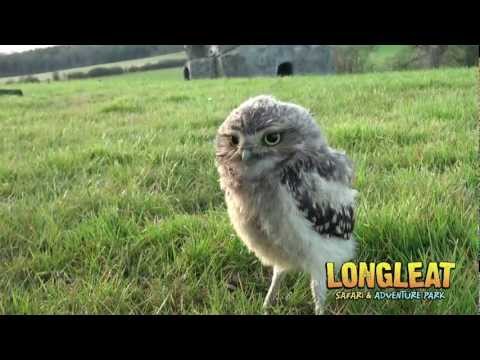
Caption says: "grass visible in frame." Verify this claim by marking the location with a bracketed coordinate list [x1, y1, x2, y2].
[0, 66, 478, 314]
[0, 52, 186, 83]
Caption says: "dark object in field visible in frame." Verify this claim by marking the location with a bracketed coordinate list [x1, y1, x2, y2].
[67, 66, 124, 80]
[127, 59, 186, 73]
[88, 67, 124, 78]
[18, 76, 40, 83]
[0, 89, 23, 96]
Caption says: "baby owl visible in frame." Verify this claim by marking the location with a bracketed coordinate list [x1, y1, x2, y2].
[215, 95, 358, 315]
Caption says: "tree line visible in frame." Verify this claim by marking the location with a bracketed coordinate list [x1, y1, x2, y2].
[333, 45, 478, 74]
[0, 45, 184, 78]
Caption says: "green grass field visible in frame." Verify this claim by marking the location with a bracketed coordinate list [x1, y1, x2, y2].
[0, 67, 478, 314]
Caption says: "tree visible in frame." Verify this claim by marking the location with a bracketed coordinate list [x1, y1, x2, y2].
[461, 45, 479, 66]
[415, 45, 449, 68]
[333, 45, 376, 73]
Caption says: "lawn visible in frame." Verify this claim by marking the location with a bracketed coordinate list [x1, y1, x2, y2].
[0, 67, 477, 314]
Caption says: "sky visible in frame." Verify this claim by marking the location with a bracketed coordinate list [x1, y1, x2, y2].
[0, 45, 58, 54]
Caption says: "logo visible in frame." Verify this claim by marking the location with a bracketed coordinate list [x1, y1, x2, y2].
[326, 262, 456, 301]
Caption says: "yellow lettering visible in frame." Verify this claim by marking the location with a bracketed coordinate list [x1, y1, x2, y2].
[358, 262, 375, 288]
[439, 262, 455, 288]
[376, 262, 392, 288]
[424, 262, 441, 288]
[408, 262, 424, 288]
[342, 262, 358, 288]
[326, 263, 343, 288]
[394, 262, 408, 288]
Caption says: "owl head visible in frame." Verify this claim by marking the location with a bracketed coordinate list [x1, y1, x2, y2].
[216, 95, 328, 187]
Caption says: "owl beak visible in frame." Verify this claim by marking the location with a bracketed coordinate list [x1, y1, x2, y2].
[241, 149, 252, 161]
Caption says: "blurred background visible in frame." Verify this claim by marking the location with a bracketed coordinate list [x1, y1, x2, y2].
[0, 45, 477, 84]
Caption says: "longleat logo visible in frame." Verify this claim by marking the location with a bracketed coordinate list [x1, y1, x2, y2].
[326, 262, 456, 300]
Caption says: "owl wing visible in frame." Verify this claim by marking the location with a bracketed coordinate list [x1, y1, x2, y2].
[328, 147, 355, 187]
[280, 150, 356, 240]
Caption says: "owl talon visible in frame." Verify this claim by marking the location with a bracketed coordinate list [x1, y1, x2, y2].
[315, 305, 324, 315]
[262, 305, 273, 315]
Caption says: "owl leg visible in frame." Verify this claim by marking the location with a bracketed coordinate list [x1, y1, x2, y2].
[310, 273, 327, 315]
[262, 267, 285, 311]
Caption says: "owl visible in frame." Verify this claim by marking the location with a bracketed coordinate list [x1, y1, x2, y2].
[215, 95, 358, 315]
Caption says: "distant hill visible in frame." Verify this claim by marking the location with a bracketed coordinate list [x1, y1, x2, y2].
[0, 45, 184, 78]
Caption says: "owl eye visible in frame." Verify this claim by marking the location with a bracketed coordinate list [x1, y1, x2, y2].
[263, 133, 282, 146]
[230, 135, 239, 146]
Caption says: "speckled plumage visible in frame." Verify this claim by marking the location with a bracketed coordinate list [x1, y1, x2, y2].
[215, 95, 358, 314]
